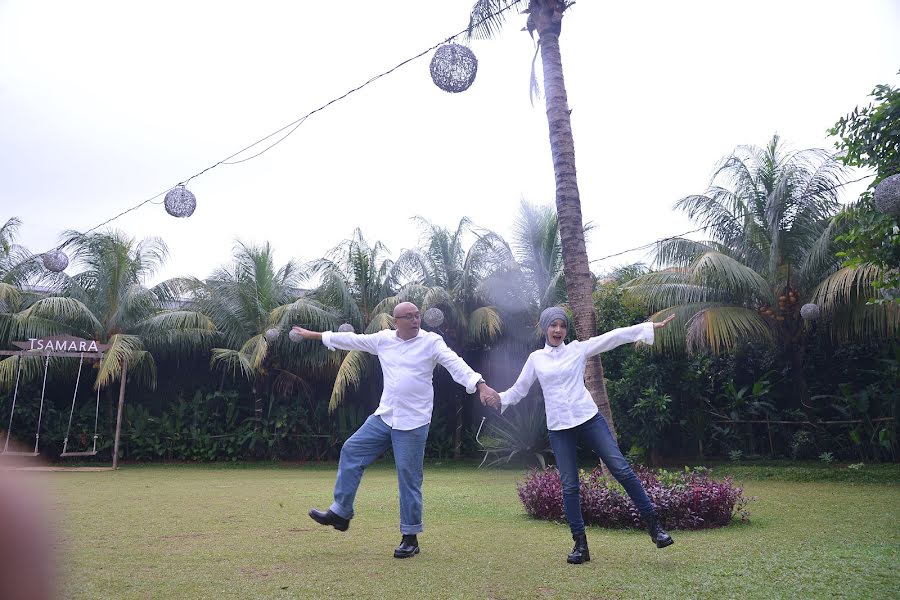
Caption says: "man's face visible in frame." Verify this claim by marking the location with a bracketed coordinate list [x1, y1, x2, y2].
[393, 303, 421, 339]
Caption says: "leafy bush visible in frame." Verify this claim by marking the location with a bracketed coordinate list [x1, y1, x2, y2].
[476, 395, 550, 468]
[791, 430, 817, 459]
[517, 466, 752, 530]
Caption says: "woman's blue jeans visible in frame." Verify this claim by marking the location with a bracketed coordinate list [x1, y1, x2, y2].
[329, 415, 430, 535]
[548, 412, 655, 536]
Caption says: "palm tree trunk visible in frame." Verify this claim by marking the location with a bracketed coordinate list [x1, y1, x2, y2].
[537, 15, 618, 441]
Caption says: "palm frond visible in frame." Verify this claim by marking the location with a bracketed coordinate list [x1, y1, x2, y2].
[0, 354, 50, 391]
[240, 334, 268, 373]
[467, 306, 503, 344]
[685, 306, 772, 354]
[797, 219, 841, 291]
[13, 297, 102, 339]
[624, 271, 728, 311]
[366, 311, 394, 334]
[328, 350, 373, 412]
[137, 310, 218, 358]
[271, 368, 311, 397]
[269, 298, 335, 332]
[126, 349, 158, 390]
[0, 282, 22, 313]
[210, 347, 254, 381]
[811, 264, 880, 313]
[467, 0, 525, 40]
[95, 334, 145, 389]
[691, 252, 774, 305]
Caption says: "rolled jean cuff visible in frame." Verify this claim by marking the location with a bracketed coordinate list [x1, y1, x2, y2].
[400, 522, 423, 535]
[329, 502, 353, 520]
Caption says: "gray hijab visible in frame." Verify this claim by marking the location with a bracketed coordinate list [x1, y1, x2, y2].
[539, 307, 569, 339]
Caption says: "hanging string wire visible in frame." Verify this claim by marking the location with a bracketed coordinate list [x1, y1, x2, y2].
[63, 2, 519, 240]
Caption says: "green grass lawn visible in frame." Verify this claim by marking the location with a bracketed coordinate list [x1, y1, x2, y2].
[29, 462, 900, 599]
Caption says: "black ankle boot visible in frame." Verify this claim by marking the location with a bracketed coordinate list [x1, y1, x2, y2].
[645, 514, 674, 548]
[567, 532, 590, 564]
[393, 534, 420, 559]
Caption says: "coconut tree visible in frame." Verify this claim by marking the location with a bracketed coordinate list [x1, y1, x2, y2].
[625, 135, 899, 406]
[0, 218, 53, 342]
[1, 230, 218, 446]
[468, 1, 617, 435]
[193, 241, 336, 421]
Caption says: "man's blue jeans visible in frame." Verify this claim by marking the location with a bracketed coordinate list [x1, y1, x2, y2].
[548, 412, 655, 536]
[329, 415, 430, 535]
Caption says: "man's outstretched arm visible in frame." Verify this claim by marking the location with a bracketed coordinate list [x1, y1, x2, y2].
[291, 326, 380, 354]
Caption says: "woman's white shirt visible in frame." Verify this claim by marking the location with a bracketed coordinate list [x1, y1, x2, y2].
[498, 323, 654, 431]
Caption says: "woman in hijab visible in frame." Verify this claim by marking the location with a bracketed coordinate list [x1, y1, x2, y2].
[490, 306, 675, 564]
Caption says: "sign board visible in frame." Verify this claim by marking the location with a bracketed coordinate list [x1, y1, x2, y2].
[11, 335, 110, 353]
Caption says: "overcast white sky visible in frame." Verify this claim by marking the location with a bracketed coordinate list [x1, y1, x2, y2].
[1, 0, 898, 285]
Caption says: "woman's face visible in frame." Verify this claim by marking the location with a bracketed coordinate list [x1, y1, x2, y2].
[546, 319, 567, 347]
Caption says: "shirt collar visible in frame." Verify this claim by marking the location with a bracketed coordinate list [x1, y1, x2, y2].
[394, 328, 424, 342]
[543, 341, 566, 353]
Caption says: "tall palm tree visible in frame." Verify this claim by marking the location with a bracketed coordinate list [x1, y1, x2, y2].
[194, 241, 336, 419]
[468, 1, 616, 435]
[626, 135, 899, 405]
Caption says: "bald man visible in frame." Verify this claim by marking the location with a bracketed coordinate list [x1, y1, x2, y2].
[292, 302, 499, 558]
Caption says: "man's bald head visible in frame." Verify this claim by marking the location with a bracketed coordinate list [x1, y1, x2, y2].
[393, 302, 419, 318]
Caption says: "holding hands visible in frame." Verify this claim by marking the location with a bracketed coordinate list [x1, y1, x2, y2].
[477, 381, 501, 410]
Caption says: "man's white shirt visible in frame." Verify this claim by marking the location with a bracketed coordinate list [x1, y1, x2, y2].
[321, 329, 482, 430]
[499, 323, 655, 431]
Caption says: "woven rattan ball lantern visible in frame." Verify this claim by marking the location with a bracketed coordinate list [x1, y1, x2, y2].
[264, 328, 281, 342]
[429, 43, 478, 93]
[338, 323, 355, 333]
[800, 303, 820, 321]
[874, 174, 900, 217]
[164, 185, 197, 218]
[288, 329, 303, 343]
[42, 249, 69, 272]
[424, 307, 444, 328]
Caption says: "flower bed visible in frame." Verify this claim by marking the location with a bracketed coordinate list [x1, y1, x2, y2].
[517, 466, 752, 529]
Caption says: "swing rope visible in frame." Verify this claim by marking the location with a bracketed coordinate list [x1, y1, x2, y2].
[61, 353, 100, 457]
[32, 353, 51, 454]
[2, 356, 25, 453]
[61, 354, 84, 456]
[3, 353, 51, 456]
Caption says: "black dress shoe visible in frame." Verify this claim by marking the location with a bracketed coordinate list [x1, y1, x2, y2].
[567, 532, 590, 564]
[393, 534, 419, 558]
[308, 508, 350, 532]
[645, 514, 674, 548]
